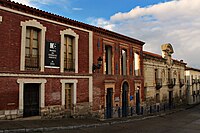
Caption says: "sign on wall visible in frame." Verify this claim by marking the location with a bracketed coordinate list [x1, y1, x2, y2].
[45, 41, 60, 68]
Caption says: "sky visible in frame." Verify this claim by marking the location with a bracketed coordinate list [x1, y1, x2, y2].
[12, 0, 200, 68]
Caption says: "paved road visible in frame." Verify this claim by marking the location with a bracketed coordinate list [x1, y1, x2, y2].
[44, 104, 200, 133]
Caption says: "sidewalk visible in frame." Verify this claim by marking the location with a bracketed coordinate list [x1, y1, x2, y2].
[0, 104, 196, 133]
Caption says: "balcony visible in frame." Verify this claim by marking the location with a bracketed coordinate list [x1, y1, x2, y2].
[25, 55, 39, 70]
[64, 58, 75, 72]
[179, 79, 184, 88]
[155, 78, 162, 90]
[167, 78, 176, 88]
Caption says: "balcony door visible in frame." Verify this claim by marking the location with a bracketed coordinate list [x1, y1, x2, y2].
[106, 88, 113, 118]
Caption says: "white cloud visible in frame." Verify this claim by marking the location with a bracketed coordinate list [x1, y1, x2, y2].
[11, 0, 55, 7]
[72, 8, 83, 11]
[11, 0, 33, 6]
[91, 0, 200, 68]
[87, 17, 115, 31]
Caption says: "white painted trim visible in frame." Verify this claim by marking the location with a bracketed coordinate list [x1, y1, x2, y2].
[20, 19, 46, 71]
[89, 77, 93, 103]
[0, 16, 2, 22]
[60, 79, 78, 106]
[0, 6, 93, 74]
[89, 32, 93, 74]
[0, 73, 91, 78]
[60, 29, 79, 73]
[17, 79, 47, 111]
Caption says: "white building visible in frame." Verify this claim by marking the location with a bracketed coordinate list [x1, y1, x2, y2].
[185, 67, 200, 105]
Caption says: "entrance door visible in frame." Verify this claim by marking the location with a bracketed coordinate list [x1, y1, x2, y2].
[106, 88, 113, 118]
[169, 91, 173, 109]
[24, 84, 39, 117]
[136, 89, 140, 114]
[122, 82, 128, 117]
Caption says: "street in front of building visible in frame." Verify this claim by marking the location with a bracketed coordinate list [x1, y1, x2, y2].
[44, 104, 200, 133]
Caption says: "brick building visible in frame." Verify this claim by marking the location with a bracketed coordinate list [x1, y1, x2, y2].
[143, 43, 186, 111]
[0, 0, 144, 119]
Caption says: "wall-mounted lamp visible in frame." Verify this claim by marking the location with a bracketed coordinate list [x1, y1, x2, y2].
[93, 57, 103, 72]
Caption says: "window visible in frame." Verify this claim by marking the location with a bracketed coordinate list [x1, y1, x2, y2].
[65, 83, 73, 109]
[105, 45, 112, 74]
[168, 68, 171, 81]
[156, 93, 160, 103]
[20, 19, 46, 71]
[60, 29, 79, 73]
[121, 49, 127, 75]
[155, 69, 158, 82]
[25, 27, 40, 70]
[134, 52, 140, 76]
[0, 16, 2, 23]
[64, 35, 75, 71]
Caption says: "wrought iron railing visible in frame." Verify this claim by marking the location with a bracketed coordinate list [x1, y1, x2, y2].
[64, 58, 75, 72]
[167, 78, 176, 88]
[25, 55, 39, 70]
[179, 79, 185, 88]
[155, 78, 162, 89]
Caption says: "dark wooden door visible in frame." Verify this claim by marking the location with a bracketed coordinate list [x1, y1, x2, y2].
[136, 90, 140, 114]
[106, 88, 113, 118]
[122, 82, 128, 117]
[24, 84, 39, 117]
[169, 91, 173, 109]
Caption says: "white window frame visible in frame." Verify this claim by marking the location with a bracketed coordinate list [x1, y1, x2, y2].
[17, 79, 47, 113]
[60, 29, 79, 73]
[0, 16, 2, 23]
[20, 19, 46, 71]
[60, 79, 78, 107]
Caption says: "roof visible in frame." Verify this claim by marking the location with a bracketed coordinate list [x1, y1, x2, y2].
[0, 0, 145, 45]
[186, 67, 200, 72]
[143, 51, 187, 65]
[143, 51, 163, 59]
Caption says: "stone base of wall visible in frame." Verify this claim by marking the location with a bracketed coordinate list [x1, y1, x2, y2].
[0, 110, 22, 120]
[73, 102, 92, 118]
[41, 105, 66, 119]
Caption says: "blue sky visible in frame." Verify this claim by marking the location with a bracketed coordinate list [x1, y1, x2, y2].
[27, 0, 171, 23]
[12, 0, 200, 68]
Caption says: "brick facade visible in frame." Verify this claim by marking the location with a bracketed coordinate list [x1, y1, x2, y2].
[0, 0, 144, 119]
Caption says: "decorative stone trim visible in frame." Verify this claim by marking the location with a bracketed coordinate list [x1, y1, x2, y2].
[60, 29, 79, 73]
[17, 78, 47, 113]
[0, 16, 2, 23]
[60, 79, 78, 107]
[20, 19, 46, 71]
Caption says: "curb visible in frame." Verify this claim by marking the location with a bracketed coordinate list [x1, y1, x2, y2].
[0, 106, 196, 133]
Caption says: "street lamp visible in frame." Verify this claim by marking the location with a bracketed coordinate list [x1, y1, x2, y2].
[93, 57, 103, 72]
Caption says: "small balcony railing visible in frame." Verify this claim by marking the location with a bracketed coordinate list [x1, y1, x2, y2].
[25, 55, 39, 70]
[179, 79, 184, 88]
[167, 78, 176, 88]
[64, 58, 75, 72]
[155, 78, 162, 90]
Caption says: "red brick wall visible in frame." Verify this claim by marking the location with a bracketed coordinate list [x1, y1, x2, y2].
[0, 77, 19, 110]
[92, 33, 144, 111]
[0, 10, 89, 74]
[77, 79, 89, 103]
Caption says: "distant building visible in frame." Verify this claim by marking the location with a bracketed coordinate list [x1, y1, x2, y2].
[0, 0, 144, 119]
[185, 67, 200, 105]
[143, 43, 186, 111]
